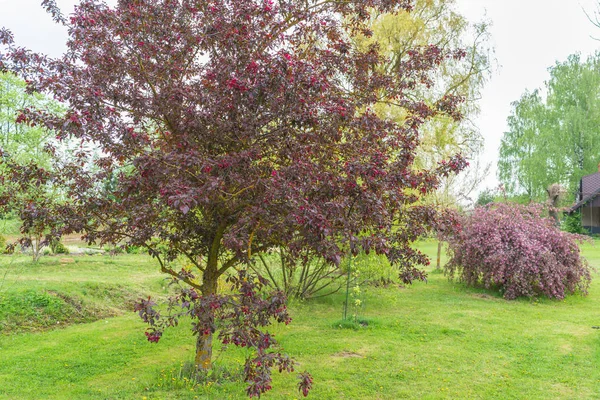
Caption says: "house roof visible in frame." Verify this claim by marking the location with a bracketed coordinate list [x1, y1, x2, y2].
[568, 186, 600, 213]
[568, 171, 600, 213]
[582, 171, 600, 195]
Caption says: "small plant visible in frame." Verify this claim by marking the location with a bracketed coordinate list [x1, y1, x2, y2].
[444, 203, 592, 300]
[50, 240, 69, 255]
[349, 271, 363, 323]
[562, 211, 588, 235]
[125, 245, 141, 254]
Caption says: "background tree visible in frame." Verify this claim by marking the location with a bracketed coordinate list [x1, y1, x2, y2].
[243, 0, 493, 293]
[349, 0, 493, 273]
[0, 72, 56, 216]
[364, 0, 493, 197]
[0, 72, 67, 256]
[0, 72, 57, 166]
[498, 53, 600, 201]
[257, 0, 493, 295]
[1, 0, 467, 396]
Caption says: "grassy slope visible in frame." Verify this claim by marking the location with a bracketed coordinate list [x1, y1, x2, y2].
[1, 242, 600, 399]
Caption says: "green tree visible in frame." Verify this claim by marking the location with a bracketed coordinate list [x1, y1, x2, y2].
[0, 72, 55, 166]
[498, 53, 600, 201]
[475, 187, 496, 207]
[0, 72, 67, 257]
[498, 89, 549, 200]
[546, 54, 600, 193]
[365, 0, 493, 178]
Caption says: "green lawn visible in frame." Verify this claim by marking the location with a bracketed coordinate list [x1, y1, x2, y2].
[1, 241, 600, 399]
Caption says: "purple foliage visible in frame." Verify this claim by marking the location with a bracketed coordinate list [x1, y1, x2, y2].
[445, 203, 592, 300]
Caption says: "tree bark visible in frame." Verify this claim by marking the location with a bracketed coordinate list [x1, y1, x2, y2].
[196, 271, 218, 371]
[32, 235, 42, 262]
[195, 220, 230, 371]
[436, 240, 442, 270]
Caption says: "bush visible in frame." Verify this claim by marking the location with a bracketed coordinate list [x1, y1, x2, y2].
[50, 240, 69, 255]
[445, 203, 592, 300]
[125, 245, 142, 254]
[251, 250, 346, 299]
[562, 211, 588, 235]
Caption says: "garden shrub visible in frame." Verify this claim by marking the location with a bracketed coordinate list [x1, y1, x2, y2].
[562, 211, 588, 235]
[125, 245, 141, 254]
[50, 240, 69, 255]
[445, 203, 592, 300]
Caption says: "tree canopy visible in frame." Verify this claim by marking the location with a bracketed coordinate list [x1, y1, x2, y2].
[0, 72, 57, 166]
[366, 0, 492, 193]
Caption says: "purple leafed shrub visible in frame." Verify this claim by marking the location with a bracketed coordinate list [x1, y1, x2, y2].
[444, 203, 592, 300]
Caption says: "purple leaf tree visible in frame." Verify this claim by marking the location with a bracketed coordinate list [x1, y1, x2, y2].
[1, 0, 468, 397]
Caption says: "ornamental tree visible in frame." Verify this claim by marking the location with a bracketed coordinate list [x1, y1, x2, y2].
[1, 0, 466, 396]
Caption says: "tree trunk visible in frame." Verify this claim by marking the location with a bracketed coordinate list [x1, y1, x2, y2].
[436, 240, 442, 270]
[546, 184, 562, 226]
[32, 235, 42, 262]
[195, 270, 219, 372]
[195, 324, 214, 371]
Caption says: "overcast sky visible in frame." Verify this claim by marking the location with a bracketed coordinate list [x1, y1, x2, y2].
[2, 0, 600, 194]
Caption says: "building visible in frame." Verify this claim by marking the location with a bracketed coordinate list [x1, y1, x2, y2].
[567, 165, 600, 233]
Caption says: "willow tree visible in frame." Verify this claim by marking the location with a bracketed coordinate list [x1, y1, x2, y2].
[498, 89, 550, 201]
[1, 0, 467, 396]
[363, 0, 492, 176]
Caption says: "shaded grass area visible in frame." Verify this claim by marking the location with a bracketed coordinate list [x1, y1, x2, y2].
[0, 241, 600, 398]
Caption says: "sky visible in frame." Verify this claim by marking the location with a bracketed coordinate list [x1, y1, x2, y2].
[1, 0, 600, 194]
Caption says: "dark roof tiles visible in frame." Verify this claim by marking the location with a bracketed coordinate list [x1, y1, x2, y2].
[582, 172, 600, 195]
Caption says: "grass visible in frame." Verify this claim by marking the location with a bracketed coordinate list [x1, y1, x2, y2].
[0, 240, 600, 398]
[0, 254, 169, 334]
